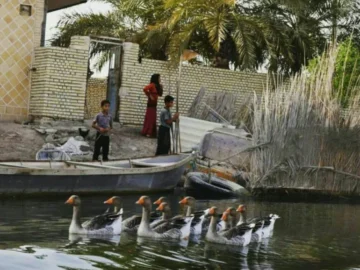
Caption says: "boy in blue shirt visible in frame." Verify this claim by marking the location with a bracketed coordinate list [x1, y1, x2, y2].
[92, 100, 113, 161]
[156, 95, 179, 155]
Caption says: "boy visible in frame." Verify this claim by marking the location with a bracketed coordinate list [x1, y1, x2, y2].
[156, 95, 179, 155]
[92, 100, 113, 161]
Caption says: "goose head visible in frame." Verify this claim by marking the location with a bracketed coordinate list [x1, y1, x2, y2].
[156, 202, 170, 212]
[136, 196, 152, 211]
[221, 211, 230, 222]
[236, 205, 246, 213]
[225, 207, 237, 217]
[207, 206, 218, 217]
[179, 196, 195, 207]
[104, 196, 122, 213]
[153, 196, 167, 206]
[156, 202, 172, 219]
[65, 195, 81, 206]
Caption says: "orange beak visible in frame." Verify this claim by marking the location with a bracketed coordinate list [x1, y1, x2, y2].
[104, 197, 114, 205]
[136, 196, 145, 205]
[221, 212, 228, 221]
[154, 198, 162, 205]
[156, 203, 165, 211]
[179, 198, 187, 205]
[236, 205, 246, 213]
[65, 197, 74, 205]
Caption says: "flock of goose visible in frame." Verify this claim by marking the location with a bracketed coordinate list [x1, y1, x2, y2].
[65, 195, 280, 247]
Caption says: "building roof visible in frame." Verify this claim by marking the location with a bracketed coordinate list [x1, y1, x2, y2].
[48, 0, 88, 12]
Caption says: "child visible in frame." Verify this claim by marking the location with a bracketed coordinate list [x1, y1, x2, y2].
[92, 100, 113, 161]
[156, 95, 179, 155]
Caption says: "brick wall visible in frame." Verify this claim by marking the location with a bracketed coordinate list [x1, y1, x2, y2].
[30, 36, 90, 120]
[0, 0, 45, 121]
[86, 77, 108, 119]
[119, 43, 268, 125]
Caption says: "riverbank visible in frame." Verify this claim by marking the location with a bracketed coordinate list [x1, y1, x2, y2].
[0, 121, 156, 161]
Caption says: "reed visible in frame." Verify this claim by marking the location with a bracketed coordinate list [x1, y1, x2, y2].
[249, 46, 360, 196]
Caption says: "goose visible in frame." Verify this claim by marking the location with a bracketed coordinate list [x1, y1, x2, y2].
[149, 202, 172, 229]
[152, 202, 194, 234]
[219, 211, 256, 243]
[237, 205, 280, 237]
[219, 207, 238, 232]
[121, 197, 161, 233]
[136, 196, 193, 240]
[205, 207, 253, 246]
[65, 195, 122, 235]
[179, 196, 217, 234]
[149, 196, 168, 228]
[81, 196, 121, 230]
[236, 205, 279, 241]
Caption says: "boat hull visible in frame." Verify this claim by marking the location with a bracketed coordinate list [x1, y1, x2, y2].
[0, 155, 191, 195]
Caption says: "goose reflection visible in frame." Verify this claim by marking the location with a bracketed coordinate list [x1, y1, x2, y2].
[136, 236, 189, 248]
[204, 242, 249, 269]
[66, 233, 121, 247]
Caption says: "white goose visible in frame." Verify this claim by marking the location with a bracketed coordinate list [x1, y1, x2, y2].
[236, 205, 280, 240]
[81, 196, 121, 230]
[136, 196, 193, 240]
[179, 197, 219, 235]
[122, 196, 162, 233]
[65, 195, 122, 235]
[205, 207, 254, 246]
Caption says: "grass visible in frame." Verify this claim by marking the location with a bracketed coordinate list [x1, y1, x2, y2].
[248, 46, 360, 196]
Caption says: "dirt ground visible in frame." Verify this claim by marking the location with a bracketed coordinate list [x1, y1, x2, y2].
[0, 121, 157, 161]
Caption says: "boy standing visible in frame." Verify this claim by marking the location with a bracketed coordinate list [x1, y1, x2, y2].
[156, 95, 179, 155]
[92, 100, 113, 161]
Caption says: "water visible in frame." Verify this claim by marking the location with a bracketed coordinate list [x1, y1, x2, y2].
[0, 193, 359, 270]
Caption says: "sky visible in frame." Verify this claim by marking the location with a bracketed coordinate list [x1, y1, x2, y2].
[45, 2, 112, 42]
[45, 2, 112, 77]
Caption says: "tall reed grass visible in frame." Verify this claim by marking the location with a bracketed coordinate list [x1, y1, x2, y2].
[250, 47, 360, 196]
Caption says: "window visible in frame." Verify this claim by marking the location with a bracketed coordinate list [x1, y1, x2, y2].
[19, 5, 32, 16]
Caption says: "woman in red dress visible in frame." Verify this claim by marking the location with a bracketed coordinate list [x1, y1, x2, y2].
[141, 74, 163, 137]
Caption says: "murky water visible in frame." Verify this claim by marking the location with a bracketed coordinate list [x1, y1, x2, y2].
[0, 192, 359, 270]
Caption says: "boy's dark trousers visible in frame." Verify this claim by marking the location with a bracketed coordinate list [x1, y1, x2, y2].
[156, 126, 171, 155]
[93, 132, 110, 161]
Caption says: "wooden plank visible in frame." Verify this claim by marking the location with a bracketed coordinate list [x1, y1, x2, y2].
[65, 161, 122, 170]
[0, 163, 40, 170]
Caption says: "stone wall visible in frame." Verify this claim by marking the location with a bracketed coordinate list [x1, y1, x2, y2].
[85, 77, 108, 119]
[119, 43, 268, 125]
[30, 36, 90, 120]
[0, 0, 45, 121]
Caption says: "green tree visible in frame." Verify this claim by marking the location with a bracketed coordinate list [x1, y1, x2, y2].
[52, 0, 359, 74]
[308, 39, 360, 107]
[334, 39, 360, 107]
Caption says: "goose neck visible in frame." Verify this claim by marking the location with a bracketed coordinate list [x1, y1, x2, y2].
[186, 205, 193, 216]
[140, 205, 151, 230]
[209, 215, 218, 234]
[239, 212, 247, 224]
[71, 205, 82, 229]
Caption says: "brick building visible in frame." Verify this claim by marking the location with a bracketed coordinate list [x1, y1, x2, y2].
[0, 0, 87, 121]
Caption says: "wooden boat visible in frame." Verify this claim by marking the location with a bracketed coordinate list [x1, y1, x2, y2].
[0, 154, 192, 196]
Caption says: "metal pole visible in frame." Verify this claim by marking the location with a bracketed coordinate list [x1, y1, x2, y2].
[175, 55, 182, 153]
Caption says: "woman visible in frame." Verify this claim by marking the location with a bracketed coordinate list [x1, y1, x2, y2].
[141, 74, 163, 137]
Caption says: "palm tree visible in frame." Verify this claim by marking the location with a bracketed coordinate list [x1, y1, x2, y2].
[52, 0, 168, 70]
[52, 0, 359, 74]
[152, 0, 289, 70]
